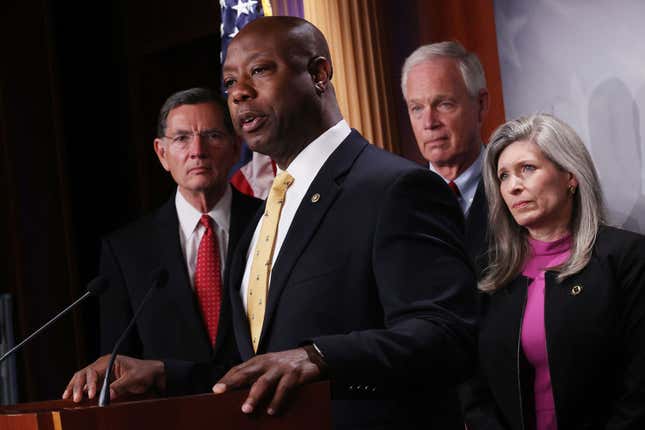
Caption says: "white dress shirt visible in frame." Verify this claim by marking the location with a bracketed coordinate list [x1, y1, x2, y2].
[240, 119, 351, 310]
[430, 148, 483, 216]
[175, 184, 232, 288]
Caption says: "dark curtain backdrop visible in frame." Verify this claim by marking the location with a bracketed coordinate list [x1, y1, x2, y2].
[0, 0, 502, 401]
[1, 0, 223, 401]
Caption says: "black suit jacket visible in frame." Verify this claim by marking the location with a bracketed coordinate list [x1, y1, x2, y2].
[458, 177, 504, 428]
[229, 131, 478, 430]
[477, 226, 645, 429]
[464, 178, 489, 277]
[99, 187, 261, 394]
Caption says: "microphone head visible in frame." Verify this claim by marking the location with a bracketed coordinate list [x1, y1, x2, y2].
[87, 276, 109, 296]
[150, 268, 169, 289]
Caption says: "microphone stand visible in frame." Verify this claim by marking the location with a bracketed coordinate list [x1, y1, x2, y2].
[0, 277, 107, 365]
[98, 269, 167, 407]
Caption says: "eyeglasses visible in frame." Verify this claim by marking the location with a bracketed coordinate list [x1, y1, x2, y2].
[163, 130, 229, 149]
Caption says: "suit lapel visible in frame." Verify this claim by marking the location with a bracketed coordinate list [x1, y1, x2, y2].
[465, 177, 489, 275]
[217, 189, 260, 358]
[155, 198, 212, 353]
[229, 204, 265, 359]
[258, 132, 367, 351]
[466, 177, 486, 233]
[227, 188, 262, 264]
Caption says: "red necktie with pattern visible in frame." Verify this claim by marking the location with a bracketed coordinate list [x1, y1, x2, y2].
[194, 214, 221, 346]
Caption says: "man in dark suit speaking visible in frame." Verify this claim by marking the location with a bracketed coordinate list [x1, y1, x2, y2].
[63, 88, 260, 399]
[213, 17, 478, 429]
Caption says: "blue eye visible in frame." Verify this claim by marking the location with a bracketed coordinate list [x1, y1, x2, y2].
[522, 164, 536, 173]
[498, 172, 508, 181]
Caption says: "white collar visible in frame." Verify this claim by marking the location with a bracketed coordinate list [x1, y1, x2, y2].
[278, 119, 351, 184]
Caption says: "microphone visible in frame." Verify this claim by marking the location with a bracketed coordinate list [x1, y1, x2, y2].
[98, 268, 168, 407]
[0, 276, 109, 364]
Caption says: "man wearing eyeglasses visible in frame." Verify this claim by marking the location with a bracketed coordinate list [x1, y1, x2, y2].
[63, 88, 261, 400]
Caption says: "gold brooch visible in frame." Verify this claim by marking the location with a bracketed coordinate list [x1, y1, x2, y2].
[570, 285, 583, 296]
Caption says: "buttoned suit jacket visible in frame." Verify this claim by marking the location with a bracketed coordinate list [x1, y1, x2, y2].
[99, 187, 261, 393]
[228, 131, 478, 430]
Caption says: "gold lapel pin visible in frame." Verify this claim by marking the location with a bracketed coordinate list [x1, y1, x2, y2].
[570, 285, 583, 296]
[311, 193, 320, 203]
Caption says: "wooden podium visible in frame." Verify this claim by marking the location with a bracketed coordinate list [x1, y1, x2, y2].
[0, 381, 331, 430]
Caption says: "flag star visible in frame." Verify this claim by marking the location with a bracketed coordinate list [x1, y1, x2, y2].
[219, 0, 227, 8]
[228, 26, 239, 39]
[232, 0, 258, 19]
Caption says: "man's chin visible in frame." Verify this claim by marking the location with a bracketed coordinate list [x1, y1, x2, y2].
[424, 147, 459, 164]
[244, 135, 273, 156]
[425, 156, 452, 167]
[183, 177, 217, 192]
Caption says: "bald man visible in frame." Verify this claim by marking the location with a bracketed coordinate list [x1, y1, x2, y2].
[213, 17, 477, 430]
[63, 19, 478, 430]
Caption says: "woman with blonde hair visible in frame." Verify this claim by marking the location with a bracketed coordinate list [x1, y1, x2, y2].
[475, 113, 645, 429]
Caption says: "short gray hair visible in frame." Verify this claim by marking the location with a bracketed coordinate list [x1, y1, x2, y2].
[480, 113, 606, 292]
[157, 87, 233, 138]
[401, 41, 486, 100]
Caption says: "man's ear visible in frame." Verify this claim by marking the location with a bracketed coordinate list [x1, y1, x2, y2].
[153, 138, 170, 171]
[477, 88, 490, 124]
[308, 56, 333, 94]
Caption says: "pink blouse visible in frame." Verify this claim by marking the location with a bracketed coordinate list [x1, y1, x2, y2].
[521, 235, 571, 430]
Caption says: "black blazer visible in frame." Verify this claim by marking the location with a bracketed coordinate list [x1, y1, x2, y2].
[477, 226, 645, 429]
[99, 187, 261, 393]
[228, 131, 478, 430]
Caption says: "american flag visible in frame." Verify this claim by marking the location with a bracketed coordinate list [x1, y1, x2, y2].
[221, 0, 276, 199]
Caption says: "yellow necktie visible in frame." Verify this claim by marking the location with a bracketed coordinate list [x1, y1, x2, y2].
[248, 171, 294, 351]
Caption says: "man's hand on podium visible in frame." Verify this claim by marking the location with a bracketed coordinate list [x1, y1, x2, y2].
[212, 346, 327, 416]
[62, 354, 166, 403]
